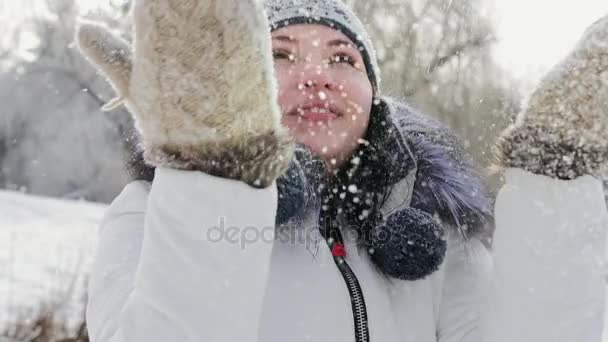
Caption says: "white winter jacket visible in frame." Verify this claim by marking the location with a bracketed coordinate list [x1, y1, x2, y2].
[86, 167, 493, 342]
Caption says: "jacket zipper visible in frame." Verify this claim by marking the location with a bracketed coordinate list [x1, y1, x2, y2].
[326, 235, 370, 342]
[319, 185, 370, 341]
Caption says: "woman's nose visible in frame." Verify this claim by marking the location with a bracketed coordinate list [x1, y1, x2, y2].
[299, 68, 338, 92]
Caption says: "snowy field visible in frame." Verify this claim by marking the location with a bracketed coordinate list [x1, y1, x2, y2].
[0, 189, 104, 331]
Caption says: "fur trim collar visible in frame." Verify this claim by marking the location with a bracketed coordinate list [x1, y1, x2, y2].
[379, 97, 494, 239]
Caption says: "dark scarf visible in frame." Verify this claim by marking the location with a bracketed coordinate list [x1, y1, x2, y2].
[319, 98, 415, 248]
[315, 97, 493, 280]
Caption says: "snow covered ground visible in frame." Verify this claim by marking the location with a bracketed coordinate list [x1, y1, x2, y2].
[0, 189, 104, 331]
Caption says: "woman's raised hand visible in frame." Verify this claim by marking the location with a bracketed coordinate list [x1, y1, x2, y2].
[77, 0, 294, 188]
[496, 14, 608, 179]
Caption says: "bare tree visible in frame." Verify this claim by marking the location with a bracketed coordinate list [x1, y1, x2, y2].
[348, 0, 519, 169]
[0, 0, 133, 203]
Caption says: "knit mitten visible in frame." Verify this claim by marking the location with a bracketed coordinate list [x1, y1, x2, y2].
[497, 15, 608, 179]
[77, 0, 294, 188]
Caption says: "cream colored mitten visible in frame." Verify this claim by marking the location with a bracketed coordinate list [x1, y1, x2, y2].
[77, 0, 294, 188]
[497, 15, 608, 179]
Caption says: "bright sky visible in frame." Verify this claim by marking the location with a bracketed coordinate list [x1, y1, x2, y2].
[491, 0, 608, 85]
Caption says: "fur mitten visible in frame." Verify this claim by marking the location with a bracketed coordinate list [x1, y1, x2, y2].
[76, 0, 294, 188]
[496, 15, 608, 179]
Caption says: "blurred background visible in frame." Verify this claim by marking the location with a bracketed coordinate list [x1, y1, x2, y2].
[1, 0, 607, 340]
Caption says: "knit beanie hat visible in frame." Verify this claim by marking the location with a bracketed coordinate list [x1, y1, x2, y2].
[264, 0, 381, 93]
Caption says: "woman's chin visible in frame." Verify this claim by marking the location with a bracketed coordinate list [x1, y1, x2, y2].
[298, 141, 331, 157]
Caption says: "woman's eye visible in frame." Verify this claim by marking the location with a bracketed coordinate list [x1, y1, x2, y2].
[330, 53, 358, 67]
[272, 50, 295, 62]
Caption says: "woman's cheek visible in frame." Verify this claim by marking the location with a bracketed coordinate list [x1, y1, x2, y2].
[274, 67, 291, 111]
[280, 116, 295, 132]
[277, 90, 288, 115]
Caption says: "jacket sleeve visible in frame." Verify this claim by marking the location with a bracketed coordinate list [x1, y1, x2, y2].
[86, 167, 277, 342]
[436, 231, 494, 342]
[487, 168, 608, 342]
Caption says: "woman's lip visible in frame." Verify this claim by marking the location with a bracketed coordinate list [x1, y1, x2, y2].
[290, 103, 342, 117]
[299, 110, 338, 122]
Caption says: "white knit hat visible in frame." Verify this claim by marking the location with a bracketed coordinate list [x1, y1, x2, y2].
[264, 0, 381, 93]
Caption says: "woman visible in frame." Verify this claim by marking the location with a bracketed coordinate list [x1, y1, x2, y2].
[78, 0, 493, 341]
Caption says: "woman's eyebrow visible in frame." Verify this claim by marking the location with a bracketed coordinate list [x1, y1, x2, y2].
[327, 38, 353, 48]
[272, 36, 354, 49]
[272, 35, 296, 43]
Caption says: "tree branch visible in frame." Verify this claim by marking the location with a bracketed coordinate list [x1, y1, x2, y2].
[425, 34, 495, 77]
[403, 34, 495, 97]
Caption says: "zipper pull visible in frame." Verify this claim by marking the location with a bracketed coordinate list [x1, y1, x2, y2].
[331, 243, 347, 257]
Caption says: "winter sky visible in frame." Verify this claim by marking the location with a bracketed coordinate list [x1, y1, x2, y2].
[490, 0, 608, 85]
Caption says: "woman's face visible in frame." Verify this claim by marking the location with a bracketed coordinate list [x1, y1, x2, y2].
[271, 24, 373, 169]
